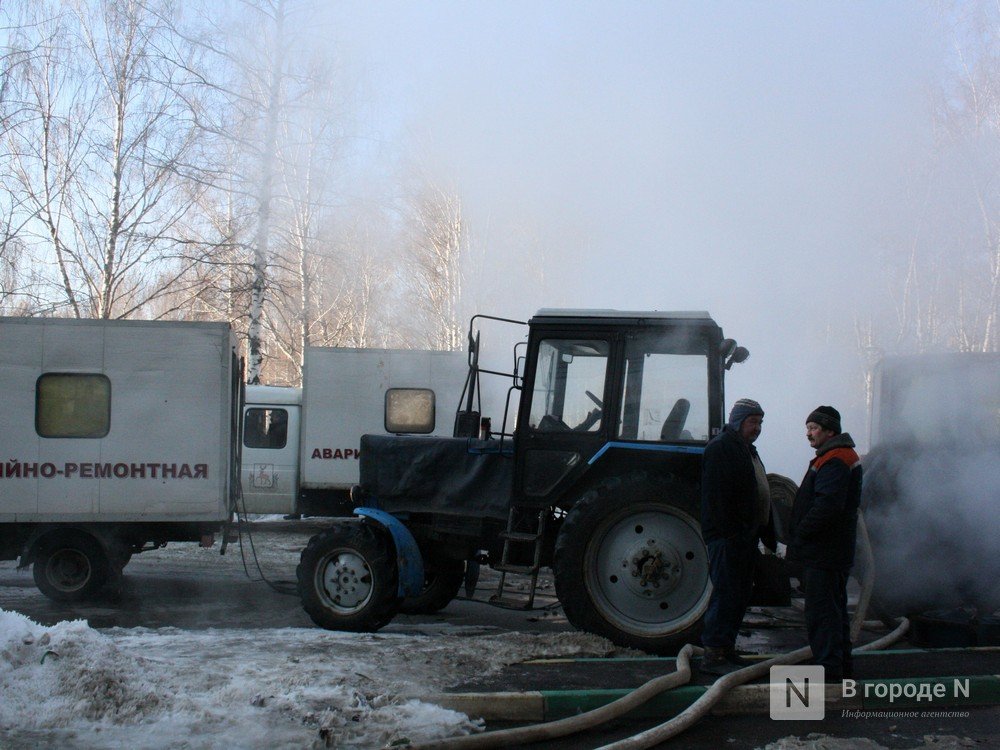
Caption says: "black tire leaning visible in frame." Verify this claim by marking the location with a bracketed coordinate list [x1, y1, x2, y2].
[297, 521, 400, 632]
[553, 472, 709, 655]
[32, 532, 110, 602]
[399, 558, 466, 615]
[767, 473, 798, 545]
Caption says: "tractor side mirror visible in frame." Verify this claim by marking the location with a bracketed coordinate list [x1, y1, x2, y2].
[514, 354, 526, 388]
[512, 341, 527, 388]
[724, 346, 750, 370]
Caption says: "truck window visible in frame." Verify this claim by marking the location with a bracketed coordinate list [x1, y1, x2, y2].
[244, 408, 288, 449]
[529, 339, 609, 432]
[385, 388, 436, 434]
[618, 335, 710, 442]
[36, 373, 111, 439]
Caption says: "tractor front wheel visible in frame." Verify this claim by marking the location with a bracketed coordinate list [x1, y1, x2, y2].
[554, 473, 710, 654]
[297, 521, 400, 632]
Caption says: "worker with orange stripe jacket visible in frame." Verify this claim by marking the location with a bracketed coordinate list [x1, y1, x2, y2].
[788, 405, 863, 683]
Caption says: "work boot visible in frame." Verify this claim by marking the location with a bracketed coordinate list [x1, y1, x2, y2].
[724, 647, 753, 667]
[699, 647, 740, 675]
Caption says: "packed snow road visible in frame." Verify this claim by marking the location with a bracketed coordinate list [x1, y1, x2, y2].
[0, 521, 615, 749]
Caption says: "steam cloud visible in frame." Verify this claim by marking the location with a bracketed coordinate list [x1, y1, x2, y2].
[862, 355, 1000, 616]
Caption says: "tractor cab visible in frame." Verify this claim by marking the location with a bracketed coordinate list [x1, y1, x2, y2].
[507, 310, 745, 513]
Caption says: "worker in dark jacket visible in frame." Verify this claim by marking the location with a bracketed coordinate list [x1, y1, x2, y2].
[788, 405, 862, 682]
[700, 398, 774, 674]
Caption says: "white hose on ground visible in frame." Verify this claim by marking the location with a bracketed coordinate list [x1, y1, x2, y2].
[594, 645, 813, 750]
[596, 617, 911, 750]
[855, 616, 910, 652]
[851, 511, 877, 643]
[862, 620, 890, 630]
[411, 644, 700, 750]
[851, 509, 912, 651]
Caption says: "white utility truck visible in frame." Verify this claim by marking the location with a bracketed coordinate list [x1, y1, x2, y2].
[0, 317, 241, 601]
[0, 317, 466, 601]
[240, 347, 468, 516]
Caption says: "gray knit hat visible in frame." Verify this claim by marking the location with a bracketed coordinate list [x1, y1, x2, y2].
[727, 398, 764, 431]
[807, 405, 841, 434]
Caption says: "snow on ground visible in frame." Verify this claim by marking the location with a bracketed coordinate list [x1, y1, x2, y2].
[0, 606, 622, 749]
[762, 736, 978, 749]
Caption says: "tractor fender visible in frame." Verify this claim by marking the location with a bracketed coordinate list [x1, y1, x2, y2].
[354, 507, 424, 599]
[588, 441, 705, 465]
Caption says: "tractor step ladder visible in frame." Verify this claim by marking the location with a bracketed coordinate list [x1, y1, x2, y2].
[492, 502, 548, 609]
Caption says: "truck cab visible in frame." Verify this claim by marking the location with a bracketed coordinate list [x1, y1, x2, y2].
[242, 385, 302, 515]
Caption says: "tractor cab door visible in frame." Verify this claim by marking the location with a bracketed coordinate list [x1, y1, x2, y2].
[512, 321, 724, 509]
[514, 334, 617, 504]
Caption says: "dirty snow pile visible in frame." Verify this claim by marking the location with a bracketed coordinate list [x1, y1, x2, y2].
[0, 607, 621, 749]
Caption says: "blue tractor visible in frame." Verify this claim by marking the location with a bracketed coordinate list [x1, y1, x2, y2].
[295, 309, 787, 654]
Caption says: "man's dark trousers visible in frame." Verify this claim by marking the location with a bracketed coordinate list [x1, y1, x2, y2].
[702, 533, 756, 648]
[802, 566, 852, 679]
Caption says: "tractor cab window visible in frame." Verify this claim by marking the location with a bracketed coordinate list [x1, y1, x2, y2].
[618, 333, 710, 442]
[529, 339, 609, 432]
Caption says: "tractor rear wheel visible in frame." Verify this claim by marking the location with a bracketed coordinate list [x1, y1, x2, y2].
[554, 473, 710, 654]
[297, 521, 400, 632]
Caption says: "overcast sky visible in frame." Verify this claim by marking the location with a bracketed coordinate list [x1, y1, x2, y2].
[317, 1, 949, 474]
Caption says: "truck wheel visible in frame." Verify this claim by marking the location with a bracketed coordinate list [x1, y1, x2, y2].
[297, 521, 400, 632]
[399, 558, 465, 615]
[32, 532, 110, 602]
[554, 474, 709, 654]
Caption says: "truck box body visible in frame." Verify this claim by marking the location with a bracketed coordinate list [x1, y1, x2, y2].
[240, 347, 468, 515]
[0, 317, 238, 524]
[300, 347, 468, 490]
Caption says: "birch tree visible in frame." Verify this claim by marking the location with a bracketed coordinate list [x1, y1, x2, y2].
[944, 0, 1000, 353]
[1, 3, 53, 311]
[1, 0, 210, 318]
[404, 178, 466, 351]
[239, 0, 291, 383]
[179, 0, 319, 384]
[264, 57, 348, 380]
[865, 1, 999, 357]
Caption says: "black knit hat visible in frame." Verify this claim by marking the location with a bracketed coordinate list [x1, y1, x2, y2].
[807, 405, 841, 434]
[727, 398, 764, 431]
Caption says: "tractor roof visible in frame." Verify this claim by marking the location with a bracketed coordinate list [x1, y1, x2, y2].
[532, 309, 717, 327]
